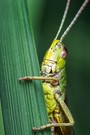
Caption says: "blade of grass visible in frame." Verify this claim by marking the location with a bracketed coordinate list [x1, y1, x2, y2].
[0, 0, 51, 135]
[0, 101, 5, 135]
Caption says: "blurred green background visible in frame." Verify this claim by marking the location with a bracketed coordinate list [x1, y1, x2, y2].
[0, 0, 90, 135]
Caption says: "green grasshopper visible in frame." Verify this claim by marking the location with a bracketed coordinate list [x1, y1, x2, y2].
[19, 0, 89, 135]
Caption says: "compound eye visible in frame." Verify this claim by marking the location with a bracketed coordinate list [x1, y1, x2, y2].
[61, 47, 68, 59]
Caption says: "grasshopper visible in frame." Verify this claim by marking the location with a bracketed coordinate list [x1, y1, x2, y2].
[19, 0, 89, 135]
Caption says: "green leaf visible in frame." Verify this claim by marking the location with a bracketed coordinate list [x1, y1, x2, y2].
[0, 0, 50, 135]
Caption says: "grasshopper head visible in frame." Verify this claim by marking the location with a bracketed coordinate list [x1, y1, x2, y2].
[42, 40, 68, 74]
[44, 40, 67, 61]
[50, 40, 67, 58]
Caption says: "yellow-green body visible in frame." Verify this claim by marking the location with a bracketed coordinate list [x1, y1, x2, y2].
[41, 40, 71, 135]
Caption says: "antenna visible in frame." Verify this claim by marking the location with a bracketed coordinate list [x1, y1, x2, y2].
[60, 0, 89, 42]
[54, 0, 70, 40]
